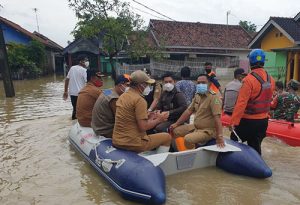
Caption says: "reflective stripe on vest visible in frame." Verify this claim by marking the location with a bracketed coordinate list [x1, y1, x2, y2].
[210, 83, 219, 93]
[245, 72, 272, 114]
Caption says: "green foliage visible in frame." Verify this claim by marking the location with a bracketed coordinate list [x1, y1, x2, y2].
[239, 20, 257, 33]
[27, 40, 46, 68]
[7, 40, 46, 77]
[69, 0, 160, 78]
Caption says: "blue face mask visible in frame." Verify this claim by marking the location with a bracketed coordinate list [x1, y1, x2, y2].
[196, 84, 208, 94]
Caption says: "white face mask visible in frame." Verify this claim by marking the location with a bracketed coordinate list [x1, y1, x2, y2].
[84, 61, 90, 68]
[142, 85, 151, 96]
[163, 83, 174, 92]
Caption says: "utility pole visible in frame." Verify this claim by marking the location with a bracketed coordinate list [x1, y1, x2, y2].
[226, 10, 231, 25]
[225, 10, 231, 54]
[33, 8, 40, 33]
[0, 25, 15, 97]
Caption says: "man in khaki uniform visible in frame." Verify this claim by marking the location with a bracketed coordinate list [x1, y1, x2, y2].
[112, 70, 172, 153]
[170, 73, 225, 149]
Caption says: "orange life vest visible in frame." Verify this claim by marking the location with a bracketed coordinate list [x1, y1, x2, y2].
[245, 72, 272, 114]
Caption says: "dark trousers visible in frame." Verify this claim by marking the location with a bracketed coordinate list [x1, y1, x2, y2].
[230, 118, 268, 155]
[70, 95, 78, 120]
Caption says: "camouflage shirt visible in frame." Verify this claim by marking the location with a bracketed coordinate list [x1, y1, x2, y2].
[273, 92, 300, 122]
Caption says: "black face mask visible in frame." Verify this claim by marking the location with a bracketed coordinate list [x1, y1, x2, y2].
[205, 69, 211, 74]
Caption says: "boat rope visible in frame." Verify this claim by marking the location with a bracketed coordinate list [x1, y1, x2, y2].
[94, 144, 122, 165]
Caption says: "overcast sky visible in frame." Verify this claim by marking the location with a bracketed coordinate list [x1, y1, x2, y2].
[0, 0, 299, 47]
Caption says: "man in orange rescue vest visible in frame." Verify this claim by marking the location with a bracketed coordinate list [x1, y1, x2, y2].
[204, 62, 222, 95]
[230, 49, 275, 155]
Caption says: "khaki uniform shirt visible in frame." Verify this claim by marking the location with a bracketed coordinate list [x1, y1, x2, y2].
[91, 89, 119, 137]
[76, 83, 102, 127]
[113, 89, 149, 148]
[188, 91, 222, 130]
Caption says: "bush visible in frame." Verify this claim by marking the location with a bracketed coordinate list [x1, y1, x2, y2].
[7, 40, 45, 78]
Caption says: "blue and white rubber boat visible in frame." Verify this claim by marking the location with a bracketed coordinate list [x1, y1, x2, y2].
[68, 122, 272, 204]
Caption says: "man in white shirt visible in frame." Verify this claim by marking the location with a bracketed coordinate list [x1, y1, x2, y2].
[63, 55, 89, 120]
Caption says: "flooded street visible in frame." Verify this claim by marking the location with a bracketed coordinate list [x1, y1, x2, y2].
[0, 76, 300, 205]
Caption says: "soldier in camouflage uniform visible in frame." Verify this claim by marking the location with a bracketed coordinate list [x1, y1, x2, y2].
[273, 80, 300, 122]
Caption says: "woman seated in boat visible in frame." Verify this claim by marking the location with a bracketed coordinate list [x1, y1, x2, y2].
[112, 70, 172, 153]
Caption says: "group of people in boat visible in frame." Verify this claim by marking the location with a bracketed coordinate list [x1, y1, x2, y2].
[63, 49, 300, 155]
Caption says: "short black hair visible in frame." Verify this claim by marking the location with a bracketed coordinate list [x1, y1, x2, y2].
[204, 62, 212, 66]
[77, 54, 88, 62]
[86, 69, 99, 81]
[161, 72, 174, 81]
[180, 66, 191, 78]
[275, 81, 284, 90]
[197, 73, 209, 80]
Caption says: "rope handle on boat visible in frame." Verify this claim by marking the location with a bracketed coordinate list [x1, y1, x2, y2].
[232, 129, 242, 143]
[94, 144, 123, 165]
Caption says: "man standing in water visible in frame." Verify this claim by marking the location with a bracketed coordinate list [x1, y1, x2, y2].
[230, 49, 275, 155]
[63, 55, 89, 120]
[113, 70, 171, 153]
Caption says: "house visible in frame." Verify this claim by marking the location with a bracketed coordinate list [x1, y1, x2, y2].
[248, 12, 300, 82]
[63, 37, 120, 74]
[0, 16, 63, 74]
[146, 19, 253, 77]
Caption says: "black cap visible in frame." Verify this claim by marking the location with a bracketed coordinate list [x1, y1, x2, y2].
[234, 68, 247, 77]
[86, 69, 104, 81]
[115, 74, 130, 85]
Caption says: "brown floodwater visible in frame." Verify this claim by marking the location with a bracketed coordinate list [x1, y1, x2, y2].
[0, 75, 300, 205]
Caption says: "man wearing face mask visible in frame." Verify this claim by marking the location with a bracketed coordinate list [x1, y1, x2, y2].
[170, 73, 225, 149]
[154, 72, 187, 133]
[63, 55, 89, 120]
[113, 70, 172, 153]
[204, 62, 222, 95]
[91, 74, 130, 138]
[76, 69, 103, 127]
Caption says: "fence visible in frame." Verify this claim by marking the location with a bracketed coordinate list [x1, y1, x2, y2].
[116, 57, 240, 80]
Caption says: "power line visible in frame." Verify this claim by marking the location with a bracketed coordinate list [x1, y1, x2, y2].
[131, 0, 176, 21]
[131, 6, 166, 20]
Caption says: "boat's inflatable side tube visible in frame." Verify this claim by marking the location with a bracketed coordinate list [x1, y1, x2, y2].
[205, 139, 272, 178]
[88, 140, 166, 204]
[215, 140, 272, 178]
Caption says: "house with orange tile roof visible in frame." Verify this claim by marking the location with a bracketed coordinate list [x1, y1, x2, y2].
[147, 19, 252, 76]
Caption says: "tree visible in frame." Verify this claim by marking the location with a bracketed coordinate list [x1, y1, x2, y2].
[68, 0, 158, 79]
[239, 20, 257, 33]
[7, 40, 46, 78]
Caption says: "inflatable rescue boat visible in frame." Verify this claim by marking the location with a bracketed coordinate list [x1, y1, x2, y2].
[69, 122, 272, 204]
[221, 113, 300, 146]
